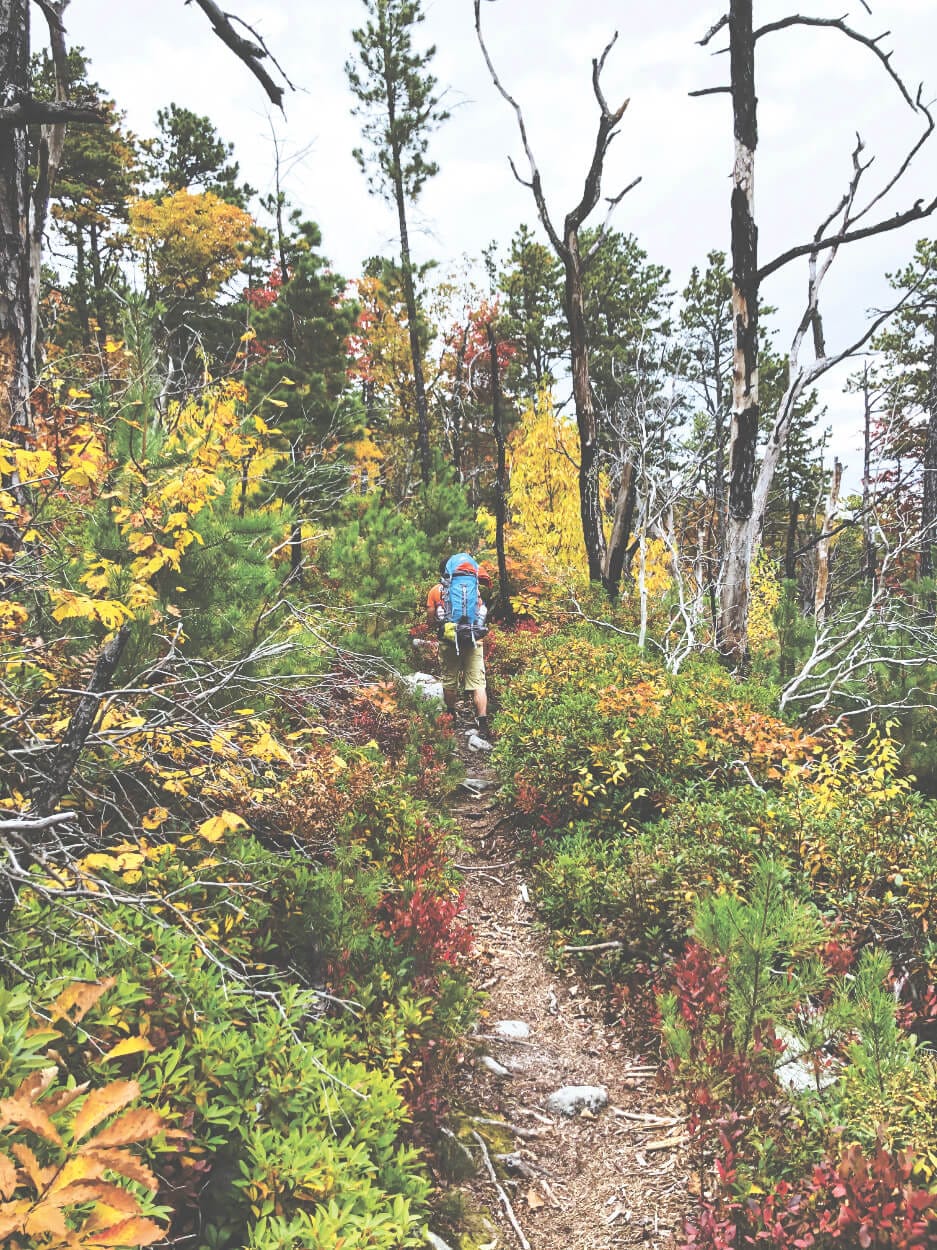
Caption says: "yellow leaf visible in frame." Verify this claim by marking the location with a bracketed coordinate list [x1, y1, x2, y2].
[100, 1037, 154, 1064]
[68, 388, 92, 400]
[196, 810, 248, 843]
[266, 398, 288, 408]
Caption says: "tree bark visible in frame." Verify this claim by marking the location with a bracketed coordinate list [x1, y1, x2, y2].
[861, 367, 876, 587]
[563, 231, 606, 582]
[814, 456, 842, 625]
[718, 0, 759, 668]
[919, 308, 937, 587]
[0, 0, 34, 435]
[603, 456, 636, 600]
[486, 320, 514, 624]
[35, 625, 131, 817]
[392, 163, 432, 487]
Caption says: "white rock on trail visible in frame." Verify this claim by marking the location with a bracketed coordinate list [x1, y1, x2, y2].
[467, 732, 493, 752]
[479, 1055, 512, 1078]
[426, 1233, 455, 1250]
[402, 671, 445, 702]
[544, 1085, 609, 1117]
[493, 1019, 531, 1040]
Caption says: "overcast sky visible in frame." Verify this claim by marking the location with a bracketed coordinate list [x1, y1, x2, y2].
[64, 0, 937, 476]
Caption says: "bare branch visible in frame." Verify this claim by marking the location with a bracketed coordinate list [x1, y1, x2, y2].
[0, 811, 78, 834]
[473, 0, 562, 253]
[759, 195, 937, 282]
[0, 100, 107, 125]
[688, 85, 732, 98]
[186, 0, 287, 108]
[699, 14, 729, 47]
[753, 15, 915, 110]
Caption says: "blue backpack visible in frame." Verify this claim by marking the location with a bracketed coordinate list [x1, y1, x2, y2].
[441, 553, 487, 650]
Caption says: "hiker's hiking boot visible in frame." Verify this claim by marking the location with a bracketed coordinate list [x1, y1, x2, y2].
[475, 715, 492, 741]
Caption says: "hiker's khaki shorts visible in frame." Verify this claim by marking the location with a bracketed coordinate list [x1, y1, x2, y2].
[439, 640, 486, 693]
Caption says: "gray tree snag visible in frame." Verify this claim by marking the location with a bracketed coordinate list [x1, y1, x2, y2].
[0, 0, 34, 436]
[475, 0, 640, 588]
[694, 1, 937, 669]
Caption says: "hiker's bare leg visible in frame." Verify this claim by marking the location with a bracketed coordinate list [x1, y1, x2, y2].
[473, 688, 487, 718]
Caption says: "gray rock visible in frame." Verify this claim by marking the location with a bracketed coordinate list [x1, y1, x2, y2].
[467, 732, 493, 752]
[493, 1019, 531, 1040]
[426, 1233, 455, 1250]
[544, 1084, 608, 1117]
[459, 776, 495, 794]
[402, 671, 445, 702]
[479, 1054, 512, 1078]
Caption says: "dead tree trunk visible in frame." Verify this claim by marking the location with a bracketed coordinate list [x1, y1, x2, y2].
[919, 308, 937, 588]
[718, 0, 759, 667]
[35, 625, 131, 817]
[694, 2, 937, 668]
[814, 456, 842, 625]
[475, 1, 640, 587]
[0, 0, 33, 435]
[861, 366, 877, 587]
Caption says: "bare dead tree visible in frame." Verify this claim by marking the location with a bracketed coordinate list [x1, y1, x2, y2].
[474, 0, 640, 588]
[693, 1, 937, 667]
[814, 457, 843, 625]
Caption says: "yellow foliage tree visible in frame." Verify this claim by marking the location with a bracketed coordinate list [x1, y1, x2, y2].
[507, 390, 584, 572]
[128, 191, 253, 301]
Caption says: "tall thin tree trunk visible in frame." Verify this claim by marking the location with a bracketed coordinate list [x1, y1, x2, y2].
[861, 367, 876, 587]
[919, 309, 937, 589]
[393, 168, 431, 486]
[0, 0, 33, 435]
[604, 457, 636, 600]
[718, 0, 759, 667]
[814, 457, 842, 625]
[564, 233, 606, 582]
[486, 320, 514, 624]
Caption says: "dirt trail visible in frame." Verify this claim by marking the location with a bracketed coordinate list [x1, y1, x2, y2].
[444, 738, 692, 1250]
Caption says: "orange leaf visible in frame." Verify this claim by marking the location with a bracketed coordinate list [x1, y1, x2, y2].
[12, 1140, 50, 1190]
[0, 1153, 16, 1200]
[44, 1082, 89, 1115]
[13, 1065, 57, 1104]
[84, 1215, 167, 1246]
[52, 977, 115, 1024]
[81, 1149, 157, 1192]
[0, 1202, 29, 1238]
[51, 1180, 140, 1212]
[82, 1108, 163, 1151]
[71, 1080, 139, 1143]
[0, 1096, 61, 1144]
[24, 1198, 69, 1239]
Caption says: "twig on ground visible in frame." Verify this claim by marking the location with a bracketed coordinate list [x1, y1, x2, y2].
[472, 1130, 532, 1250]
[563, 939, 625, 952]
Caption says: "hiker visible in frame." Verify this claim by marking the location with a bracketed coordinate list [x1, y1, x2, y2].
[427, 552, 491, 739]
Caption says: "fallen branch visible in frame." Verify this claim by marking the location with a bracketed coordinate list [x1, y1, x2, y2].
[472, 1130, 532, 1250]
[563, 939, 625, 952]
[471, 1116, 546, 1141]
[0, 811, 78, 834]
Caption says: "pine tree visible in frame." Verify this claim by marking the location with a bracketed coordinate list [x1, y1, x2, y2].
[143, 102, 254, 207]
[346, 0, 448, 487]
[244, 217, 359, 576]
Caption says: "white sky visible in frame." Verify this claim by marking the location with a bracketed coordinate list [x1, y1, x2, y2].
[64, 0, 937, 479]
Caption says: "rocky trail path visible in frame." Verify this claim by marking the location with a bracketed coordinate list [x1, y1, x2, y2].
[436, 729, 693, 1250]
